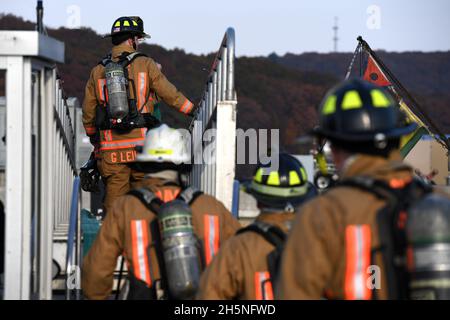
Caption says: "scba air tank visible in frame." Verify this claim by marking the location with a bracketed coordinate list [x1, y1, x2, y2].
[158, 200, 202, 300]
[407, 193, 450, 300]
[104, 62, 129, 121]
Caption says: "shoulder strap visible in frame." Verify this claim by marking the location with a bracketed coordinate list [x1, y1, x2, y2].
[127, 187, 163, 214]
[98, 52, 147, 67]
[237, 221, 286, 249]
[177, 186, 203, 205]
[118, 51, 148, 68]
[337, 175, 432, 205]
[337, 176, 396, 201]
[98, 53, 112, 66]
[237, 221, 287, 285]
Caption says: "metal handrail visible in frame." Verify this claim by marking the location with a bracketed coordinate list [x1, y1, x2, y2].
[190, 27, 236, 131]
[65, 176, 81, 300]
[189, 28, 237, 210]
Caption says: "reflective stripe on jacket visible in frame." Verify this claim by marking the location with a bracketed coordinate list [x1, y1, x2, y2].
[81, 177, 241, 300]
[82, 43, 194, 163]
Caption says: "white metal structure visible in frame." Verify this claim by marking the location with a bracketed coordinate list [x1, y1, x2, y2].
[0, 31, 78, 300]
[190, 28, 237, 211]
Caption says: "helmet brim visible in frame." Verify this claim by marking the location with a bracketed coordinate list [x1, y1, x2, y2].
[103, 31, 151, 39]
[310, 122, 417, 142]
[245, 182, 318, 210]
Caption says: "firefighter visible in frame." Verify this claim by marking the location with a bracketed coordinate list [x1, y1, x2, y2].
[196, 153, 317, 300]
[276, 79, 450, 300]
[81, 124, 241, 300]
[82, 16, 195, 214]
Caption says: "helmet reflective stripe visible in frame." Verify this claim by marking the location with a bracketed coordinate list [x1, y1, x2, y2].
[148, 149, 173, 155]
[267, 171, 280, 186]
[114, 21, 121, 27]
[341, 90, 363, 110]
[254, 168, 263, 183]
[250, 181, 309, 197]
[322, 95, 337, 115]
[123, 20, 130, 27]
[132, 20, 138, 26]
[289, 170, 301, 185]
[371, 89, 391, 108]
[300, 167, 307, 182]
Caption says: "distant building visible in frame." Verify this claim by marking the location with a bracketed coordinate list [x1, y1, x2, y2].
[405, 135, 450, 185]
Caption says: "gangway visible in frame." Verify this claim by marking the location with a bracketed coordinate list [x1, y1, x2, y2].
[0, 30, 81, 299]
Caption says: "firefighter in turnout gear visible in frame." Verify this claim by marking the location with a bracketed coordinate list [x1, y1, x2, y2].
[277, 79, 450, 300]
[197, 153, 317, 300]
[81, 124, 241, 300]
[82, 16, 195, 214]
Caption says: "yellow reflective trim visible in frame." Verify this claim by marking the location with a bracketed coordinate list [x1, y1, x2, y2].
[341, 90, 363, 110]
[289, 171, 301, 186]
[267, 171, 280, 186]
[371, 89, 391, 108]
[114, 21, 121, 27]
[322, 95, 337, 115]
[148, 149, 173, 155]
[123, 20, 130, 27]
[132, 20, 138, 26]
[300, 168, 307, 182]
[254, 168, 263, 183]
[316, 152, 328, 175]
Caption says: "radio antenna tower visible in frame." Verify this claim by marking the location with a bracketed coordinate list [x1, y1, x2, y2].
[333, 17, 339, 52]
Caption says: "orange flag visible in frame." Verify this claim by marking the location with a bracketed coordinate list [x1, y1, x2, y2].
[363, 55, 391, 87]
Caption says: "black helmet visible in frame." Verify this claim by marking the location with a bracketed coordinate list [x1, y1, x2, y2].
[313, 79, 416, 145]
[104, 16, 150, 39]
[246, 153, 317, 212]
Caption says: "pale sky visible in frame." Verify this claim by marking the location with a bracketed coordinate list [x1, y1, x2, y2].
[2, 0, 449, 56]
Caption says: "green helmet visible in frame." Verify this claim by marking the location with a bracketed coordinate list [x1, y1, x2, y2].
[313, 79, 416, 145]
[246, 153, 317, 212]
[104, 16, 150, 39]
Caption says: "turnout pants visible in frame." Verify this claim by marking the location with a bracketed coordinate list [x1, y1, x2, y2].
[97, 159, 145, 214]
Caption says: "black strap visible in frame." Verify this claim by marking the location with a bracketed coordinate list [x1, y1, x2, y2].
[177, 186, 203, 205]
[98, 53, 112, 66]
[127, 186, 203, 212]
[118, 51, 147, 68]
[127, 187, 163, 214]
[237, 221, 287, 289]
[99, 51, 147, 67]
[237, 221, 286, 251]
[337, 175, 431, 200]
